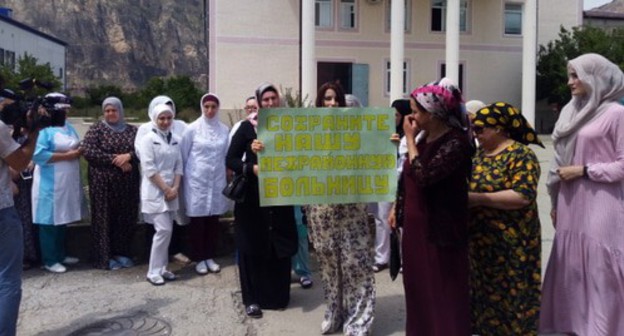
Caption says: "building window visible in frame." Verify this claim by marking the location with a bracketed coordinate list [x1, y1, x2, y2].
[5, 51, 15, 71]
[316, 0, 334, 28]
[385, 60, 410, 95]
[0, 48, 4, 66]
[339, 0, 357, 29]
[431, 0, 469, 32]
[58, 67, 63, 79]
[504, 3, 523, 35]
[385, 0, 412, 33]
[440, 62, 464, 92]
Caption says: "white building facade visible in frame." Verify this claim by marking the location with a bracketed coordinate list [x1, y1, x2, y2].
[209, 0, 581, 127]
[0, 9, 67, 89]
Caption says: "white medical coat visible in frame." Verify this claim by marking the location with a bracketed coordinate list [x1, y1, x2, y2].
[139, 130, 183, 215]
[180, 116, 230, 217]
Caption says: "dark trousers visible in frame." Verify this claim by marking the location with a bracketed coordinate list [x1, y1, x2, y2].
[188, 216, 220, 262]
[238, 246, 291, 309]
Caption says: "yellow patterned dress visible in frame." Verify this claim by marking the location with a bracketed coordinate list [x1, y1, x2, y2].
[468, 141, 541, 336]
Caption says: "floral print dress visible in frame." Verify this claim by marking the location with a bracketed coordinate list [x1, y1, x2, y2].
[306, 203, 375, 335]
[82, 121, 140, 269]
[468, 141, 541, 336]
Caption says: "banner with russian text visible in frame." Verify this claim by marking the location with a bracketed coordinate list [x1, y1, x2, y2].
[257, 107, 397, 206]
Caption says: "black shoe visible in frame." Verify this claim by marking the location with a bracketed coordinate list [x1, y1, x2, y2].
[245, 304, 263, 318]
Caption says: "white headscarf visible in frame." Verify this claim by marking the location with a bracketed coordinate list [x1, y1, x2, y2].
[198, 92, 221, 132]
[148, 95, 176, 121]
[101, 96, 127, 133]
[547, 53, 624, 206]
[151, 103, 174, 142]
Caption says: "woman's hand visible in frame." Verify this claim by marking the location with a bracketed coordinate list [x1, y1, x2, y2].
[390, 133, 401, 144]
[251, 139, 265, 154]
[120, 162, 132, 173]
[112, 153, 131, 167]
[70, 148, 83, 160]
[550, 209, 557, 229]
[253, 164, 259, 176]
[468, 192, 481, 208]
[557, 165, 584, 181]
[388, 207, 396, 229]
[403, 115, 420, 139]
[164, 186, 178, 201]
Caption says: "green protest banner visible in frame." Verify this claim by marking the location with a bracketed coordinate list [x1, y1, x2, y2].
[257, 107, 397, 206]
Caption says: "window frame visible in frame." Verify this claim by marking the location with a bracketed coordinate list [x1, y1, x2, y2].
[430, 0, 470, 33]
[339, 0, 358, 30]
[503, 2, 523, 36]
[385, 0, 412, 34]
[439, 61, 465, 93]
[384, 59, 411, 96]
[315, 0, 334, 29]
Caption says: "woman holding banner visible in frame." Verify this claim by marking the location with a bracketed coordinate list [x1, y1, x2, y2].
[305, 82, 376, 335]
[226, 82, 297, 318]
[389, 78, 473, 335]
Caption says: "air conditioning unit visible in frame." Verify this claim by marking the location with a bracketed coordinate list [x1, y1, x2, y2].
[366, 0, 383, 5]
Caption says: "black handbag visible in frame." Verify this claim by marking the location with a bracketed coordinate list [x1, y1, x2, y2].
[222, 174, 247, 202]
[389, 228, 401, 281]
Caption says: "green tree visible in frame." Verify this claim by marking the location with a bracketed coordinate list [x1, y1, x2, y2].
[0, 53, 62, 96]
[537, 25, 624, 106]
[86, 84, 124, 106]
[163, 76, 202, 110]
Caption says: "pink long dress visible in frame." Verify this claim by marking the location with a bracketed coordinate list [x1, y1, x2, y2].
[540, 105, 624, 335]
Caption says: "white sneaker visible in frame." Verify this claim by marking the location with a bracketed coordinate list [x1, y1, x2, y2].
[195, 261, 208, 275]
[146, 274, 165, 286]
[205, 259, 221, 273]
[62, 256, 79, 265]
[44, 263, 67, 273]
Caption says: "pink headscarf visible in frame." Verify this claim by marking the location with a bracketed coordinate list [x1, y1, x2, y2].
[411, 77, 467, 131]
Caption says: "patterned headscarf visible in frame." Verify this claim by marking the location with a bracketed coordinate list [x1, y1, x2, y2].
[101, 96, 127, 133]
[473, 102, 544, 148]
[411, 77, 468, 130]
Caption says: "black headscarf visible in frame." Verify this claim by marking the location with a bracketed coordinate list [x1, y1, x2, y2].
[391, 99, 411, 137]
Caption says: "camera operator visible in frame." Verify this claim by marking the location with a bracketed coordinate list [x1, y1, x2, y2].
[0, 96, 40, 336]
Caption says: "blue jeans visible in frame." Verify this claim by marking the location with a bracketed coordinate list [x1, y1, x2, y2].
[291, 206, 311, 278]
[0, 207, 22, 336]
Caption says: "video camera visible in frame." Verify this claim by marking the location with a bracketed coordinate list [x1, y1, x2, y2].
[0, 78, 71, 139]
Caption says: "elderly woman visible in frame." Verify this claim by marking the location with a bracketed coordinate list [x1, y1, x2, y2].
[138, 103, 183, 286]
[32, 93, 83, 273]
[468, 102, 543, 335]
[388, 78, 473, 336]
[181, 93, 230, 275]
[226, 82, 297, 318]
[541, 54, 624, 335]
[82, 97, 140, 270]
[305, 82, 376, 335]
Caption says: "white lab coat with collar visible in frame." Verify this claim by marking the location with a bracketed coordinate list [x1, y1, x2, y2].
[180, 116, 231, 217]
[139, 130, 183, 215]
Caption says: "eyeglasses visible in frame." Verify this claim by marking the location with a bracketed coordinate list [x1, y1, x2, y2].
[472, 126, 484, 134]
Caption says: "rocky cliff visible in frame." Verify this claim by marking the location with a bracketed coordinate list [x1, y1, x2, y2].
[2, 0, 209, 93]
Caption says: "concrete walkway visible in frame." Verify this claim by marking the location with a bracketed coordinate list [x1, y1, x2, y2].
[15, 123, 556, 335]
